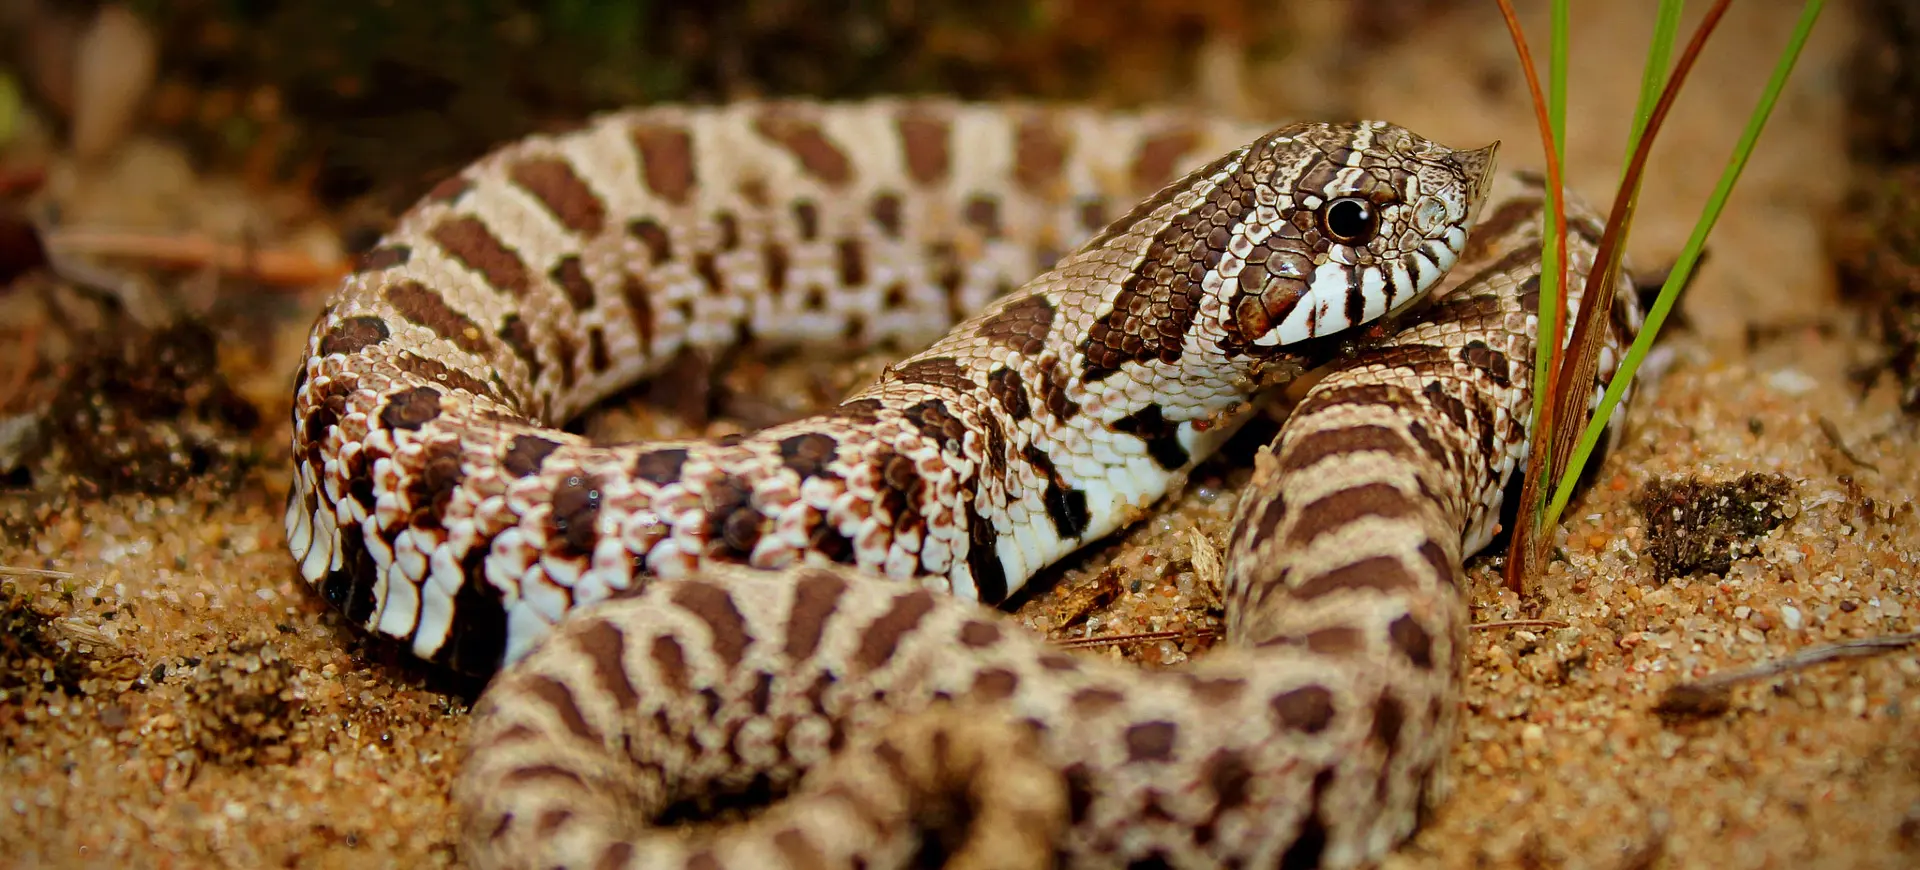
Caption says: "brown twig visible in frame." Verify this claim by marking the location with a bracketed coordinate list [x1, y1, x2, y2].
[1506, 0, 1735, 594]
[1052, 627, 1219, 650]
[43, 228, 347, 287]
[1654, 631, 1920, 718]
[1470, 618, 1571, 632]
[1490, 0, 1570, 593]
[0, 565, 73, 580]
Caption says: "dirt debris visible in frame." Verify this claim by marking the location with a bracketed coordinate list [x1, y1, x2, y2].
[26, 318, 262, 497]
[181, 638, 301, 766]
[1633, 472, 1797, 580]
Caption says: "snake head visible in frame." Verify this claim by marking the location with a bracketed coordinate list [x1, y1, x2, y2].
[1217, 120, 1498, 352]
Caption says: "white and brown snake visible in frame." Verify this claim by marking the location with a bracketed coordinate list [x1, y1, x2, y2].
[281, 99, 1642, 868]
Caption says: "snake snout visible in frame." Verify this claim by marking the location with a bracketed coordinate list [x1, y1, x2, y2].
[1453, 141, 1501, 221]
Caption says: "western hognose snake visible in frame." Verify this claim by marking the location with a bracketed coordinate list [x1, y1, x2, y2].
[282, 99, 1642, 868]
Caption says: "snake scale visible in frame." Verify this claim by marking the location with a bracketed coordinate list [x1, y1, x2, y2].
[282, 99, 1642, 868]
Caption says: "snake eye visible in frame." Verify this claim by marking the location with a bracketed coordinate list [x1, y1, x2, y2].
[1320, 197, 1379, 245]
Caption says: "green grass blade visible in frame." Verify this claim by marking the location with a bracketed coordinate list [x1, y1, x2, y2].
[1544, 0, 1827, 531]
[1625, 1, 1686, 166]
[1525, 0, 1571, 530]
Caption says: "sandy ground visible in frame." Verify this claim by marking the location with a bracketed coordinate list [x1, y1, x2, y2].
[3, 2, 1917, 868]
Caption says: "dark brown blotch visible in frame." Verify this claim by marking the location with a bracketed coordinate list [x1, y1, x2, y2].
[508, 157, 606, 236]
[405, 438, 466, 529]
[831, 398, 886, 424]
[964, 195, 1001, 239]
[650, 634, 689, 692]
[965, 502, 1007, 604]
[870, 193, 904, 238]
[970, 667, 1020, 700]
[1304, 625, 1365, 654]
[495, 315, 542, 381]
[1418, 538, 1458, 586]
[852, 589, 937, 673]
[1111, 403, 1189, 470]
[549, 256, 597, 310]
[778, 432, 839, 478]
[896, 111, 951, 185]
[1388, 613, 1434, 669]
[1278, 424, 1416, 475]
[586, 327, 610, 373]
[1070, 686, 1126, 714]
[754, 114, 852, 185]
[1292, 555, 1420, 600]
[1124, 721, 1178, 762]
[792, 200, 820, 241]
[1285, 482, 1418, 547]
[1203, 748, 1252, 811]
[1296, 382, 1418, 417]
[440, 547, 508, 674]
[572, 619, 639, 708]
[714, 212, 740, 251]
[785, 569, 849, 661]
[1185, 676, 1248, 706]
[550, 472, 603, 556]
[975, 294, 1055, 356]
[385, 280, 491, 355]
[628, 219, 673, 264]
[500, 763, 588, 787]
[1038, 653, 1078, 671]
[355, 244, 411, 272]
[1459, 339, 1511, 388]
[902, 397, 969, 455]
[1249, 488, 1290, 544]
[523, 674, 597, 741]
[1014, 116, 1067, 190]
[836, 239, 866, 287]
[1081, 257, 1200, 381]
[631, 447, 688, 486]
[987, 367, 1030, 421]
[1023, 445, 1089, 539]
[620, 275, 656, 352]
[1373, 693, 1405, 753]
[1271, 685, 1336, 733]
[502, 434, 562, 478]
[424, 175, 472, 204]
[630, 123, 696, 205]
[670, 581, 751, 670]
[431, 216, 530, 297]
[320, 316, 390, 356]
[379, 385, 443, 431]
[1036, 362, 1080, 420]
[957, 619, 1001, 649]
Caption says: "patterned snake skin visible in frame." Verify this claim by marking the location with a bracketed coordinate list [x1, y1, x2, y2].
[282, 99, 1641, 867]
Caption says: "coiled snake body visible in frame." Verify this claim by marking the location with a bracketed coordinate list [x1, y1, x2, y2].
[283, 100, 1641, 868]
